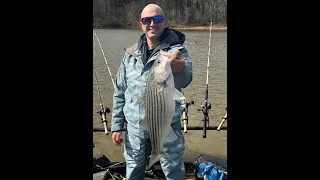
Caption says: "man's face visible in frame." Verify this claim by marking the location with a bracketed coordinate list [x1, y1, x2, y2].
[140, 11, 167, 41]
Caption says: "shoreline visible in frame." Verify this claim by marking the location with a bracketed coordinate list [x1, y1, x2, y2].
[93, 25, 227, 31]
[172, 25, 227, 30]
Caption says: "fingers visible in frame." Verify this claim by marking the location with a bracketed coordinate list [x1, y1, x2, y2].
[173, 51, 181, 59]
[112, 133, 117, 145]
[115, 133, 119, 142]
[116, 138, 124, 146]
[175, 50, 181, 58]
[177, 56, 185, 62]
[115, 133, 121, 145]
[112, 132, 123, 146]
[169, 51, 181, 61]
[170, 49, 180, 58]
[171, 55, 186, 73]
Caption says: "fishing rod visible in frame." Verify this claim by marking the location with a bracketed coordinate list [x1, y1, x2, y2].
[197, 19, 214, 138]
[93, 32, 112, 135]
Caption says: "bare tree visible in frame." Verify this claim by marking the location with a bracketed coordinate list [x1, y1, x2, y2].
[93, 0, 227, 28]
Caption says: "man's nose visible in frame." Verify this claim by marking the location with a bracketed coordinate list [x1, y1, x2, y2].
[149, 19, 155, 26]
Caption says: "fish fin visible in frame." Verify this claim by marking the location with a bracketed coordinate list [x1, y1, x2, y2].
[173, 88, 185, 101]
[148, 153, 165, 168]
[138, 92, 145, 105]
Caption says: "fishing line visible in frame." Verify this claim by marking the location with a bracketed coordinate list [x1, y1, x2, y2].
[93, 30, 115, 89]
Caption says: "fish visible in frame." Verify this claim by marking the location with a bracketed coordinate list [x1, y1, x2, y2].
[138, 49, 185, 168]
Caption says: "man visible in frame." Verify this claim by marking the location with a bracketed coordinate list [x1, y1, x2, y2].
[111, 4, 192, 180]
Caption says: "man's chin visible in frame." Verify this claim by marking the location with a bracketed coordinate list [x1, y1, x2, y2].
[147, 33, 159, 39]
[148, 31, 157, 35]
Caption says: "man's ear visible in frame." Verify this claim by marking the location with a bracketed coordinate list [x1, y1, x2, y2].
[164, 18, 168, 28]
[139, 22, 143, 29]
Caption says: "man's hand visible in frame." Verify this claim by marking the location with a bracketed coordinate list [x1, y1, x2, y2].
[171, 52, 185, 73]
[112, 131, 123, 146]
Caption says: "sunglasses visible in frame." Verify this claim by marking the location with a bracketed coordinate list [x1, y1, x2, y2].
[141, 15, 164, 25]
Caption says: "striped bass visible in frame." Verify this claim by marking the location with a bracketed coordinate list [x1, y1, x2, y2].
[139, 49, 185, 168]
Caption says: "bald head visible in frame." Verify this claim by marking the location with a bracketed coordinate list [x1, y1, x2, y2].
[139, 4, 168, 45]
[141, 4, 165, 19]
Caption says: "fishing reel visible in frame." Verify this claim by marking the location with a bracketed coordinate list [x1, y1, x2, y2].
[96, 104, 111, 135]
[198, 101, 212, 138]
[198, 101, 212, 115]
[97, 107, 111, 117]
[180, 98, 194, 133]
[181, 100, 195, 110]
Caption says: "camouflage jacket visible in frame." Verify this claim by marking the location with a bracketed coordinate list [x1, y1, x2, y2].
[111, 28, 193, 135]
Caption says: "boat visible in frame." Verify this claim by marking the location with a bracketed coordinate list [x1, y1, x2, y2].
[93, 104, 227, 180]
[93, 152, 227, 180]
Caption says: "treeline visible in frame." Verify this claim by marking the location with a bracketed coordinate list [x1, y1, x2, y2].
[93, 0, 227, 28]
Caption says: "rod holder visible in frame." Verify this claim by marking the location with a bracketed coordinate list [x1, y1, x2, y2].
[181, 97, 194, 133]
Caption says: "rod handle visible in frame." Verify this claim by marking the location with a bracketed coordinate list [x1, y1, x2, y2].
[181, 111, 187, 133]
[203, 118, 207, 138]
[217, 112, 227, 131]
[101, 113, 108, 135]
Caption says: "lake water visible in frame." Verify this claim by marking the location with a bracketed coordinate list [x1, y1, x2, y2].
[93, 28, 227, 163]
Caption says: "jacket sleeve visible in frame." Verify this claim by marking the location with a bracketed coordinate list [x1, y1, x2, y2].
[111, 53, 128, 132]
[173, 47, 193, 89]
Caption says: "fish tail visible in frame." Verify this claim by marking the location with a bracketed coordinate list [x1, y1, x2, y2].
[148, 153, 165, 168]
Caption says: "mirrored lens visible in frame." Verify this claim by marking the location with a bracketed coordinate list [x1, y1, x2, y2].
[141, 16, 163, 24]
[141, 17, 152, 24]
[153, 16, 163, 23]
